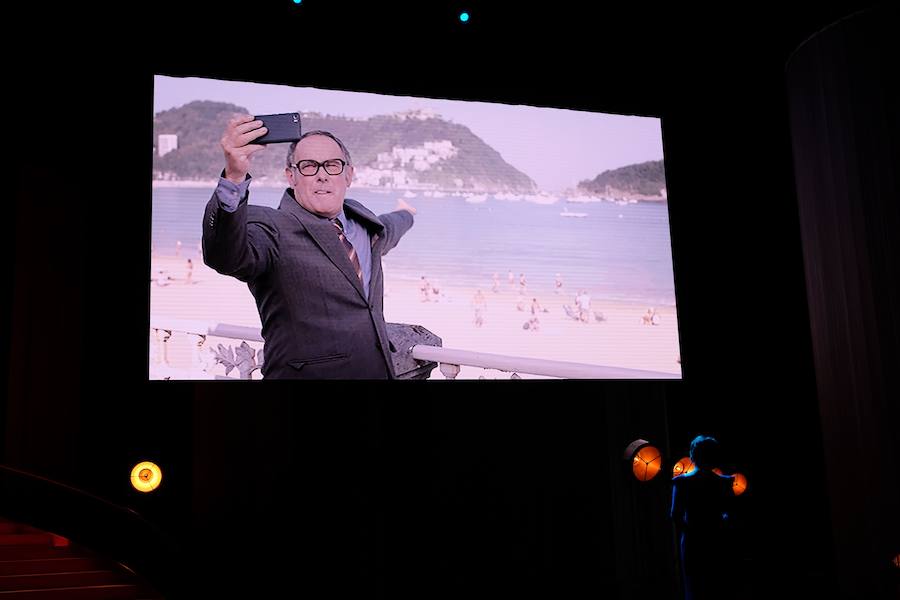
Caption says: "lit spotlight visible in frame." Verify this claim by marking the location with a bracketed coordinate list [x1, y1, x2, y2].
[672, 456, 695, 477]
[293, 0, 302, 4]
[130, 461, 162, 493]
[459, 12, 470, 23]
[624, 439, 663, 482]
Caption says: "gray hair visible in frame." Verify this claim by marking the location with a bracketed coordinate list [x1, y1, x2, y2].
[286, 130, 353, 167]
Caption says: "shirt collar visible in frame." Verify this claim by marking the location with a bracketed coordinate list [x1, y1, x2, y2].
[336, 208, 348, 227]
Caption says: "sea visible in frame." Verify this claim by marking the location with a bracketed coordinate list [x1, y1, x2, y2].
[151, 186, 679, 307]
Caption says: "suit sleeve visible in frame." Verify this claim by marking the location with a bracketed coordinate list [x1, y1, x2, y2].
[377, 210, 414, 255]
[202, 188, 280, 282]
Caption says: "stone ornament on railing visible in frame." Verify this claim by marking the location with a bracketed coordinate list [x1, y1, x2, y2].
[386, 323, 442, 379]
[211, 341, 264, 379]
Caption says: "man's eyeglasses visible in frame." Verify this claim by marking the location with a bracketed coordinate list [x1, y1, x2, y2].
[291, 158, 347, 177]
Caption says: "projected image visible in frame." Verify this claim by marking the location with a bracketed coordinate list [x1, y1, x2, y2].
[150, 75, 681, 380]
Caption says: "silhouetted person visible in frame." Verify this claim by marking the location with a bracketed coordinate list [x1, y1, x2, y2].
[670, 435, 735, 600]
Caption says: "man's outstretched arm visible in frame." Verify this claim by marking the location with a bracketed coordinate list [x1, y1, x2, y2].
[378, 199, 416, 255]
[202, 115, 278, 281]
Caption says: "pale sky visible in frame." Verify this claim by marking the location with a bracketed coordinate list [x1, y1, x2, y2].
[154, 75, 665, 192]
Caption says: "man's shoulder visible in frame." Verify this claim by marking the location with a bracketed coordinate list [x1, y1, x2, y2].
[674, 471, 698, 484]
[247, 203, 289, 224]
[347, 198, 410, 238]
[344, 198, 382, 226]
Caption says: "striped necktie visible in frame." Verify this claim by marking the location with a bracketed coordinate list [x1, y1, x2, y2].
[331, 217, 363, 282]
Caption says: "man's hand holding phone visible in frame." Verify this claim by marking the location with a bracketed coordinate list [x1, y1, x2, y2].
[221, 114, 267, 184]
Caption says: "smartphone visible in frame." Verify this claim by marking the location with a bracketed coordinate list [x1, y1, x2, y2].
[252, 112, 302, 145]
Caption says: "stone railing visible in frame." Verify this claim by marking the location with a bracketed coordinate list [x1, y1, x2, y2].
[409, 345, 679, 379]
[149, 317, 677, 380]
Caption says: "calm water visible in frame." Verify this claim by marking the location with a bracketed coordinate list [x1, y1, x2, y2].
[152, 186, 678, 306]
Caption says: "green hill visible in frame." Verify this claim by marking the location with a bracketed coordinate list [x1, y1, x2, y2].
[153, 101, 536, 192]
[577, 160, 667, 199]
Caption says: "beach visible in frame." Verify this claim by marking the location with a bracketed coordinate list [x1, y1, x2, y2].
[149, 254, 682, 380]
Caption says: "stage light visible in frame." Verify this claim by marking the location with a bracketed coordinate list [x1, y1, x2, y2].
[293, 0, 302, 4]
[672, 456, 695, 477]
[624, 439, 662, 482]
[130, 461, 162, 493]
[732, 472, 748, 496]
[633, 446, 662, 481]
[459, 12, 470, 23]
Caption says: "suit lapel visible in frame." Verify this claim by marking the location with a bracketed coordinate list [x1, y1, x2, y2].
[278, 191, 367, 302]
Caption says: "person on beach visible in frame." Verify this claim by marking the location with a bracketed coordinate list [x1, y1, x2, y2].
[420, 276, 432, 302]
[554, 273, 563, 294]
[203, 117, 415, 379]
[575, 290, 592, 322]
[492, 272, 500, 293]
[185, 258, 193, 284]
[527, 297, 543, 331]
[472, 289, 487, 327]
[154, 269, 171, 287]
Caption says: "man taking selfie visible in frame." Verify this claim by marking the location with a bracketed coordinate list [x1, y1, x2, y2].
[202, 115, 416, 379]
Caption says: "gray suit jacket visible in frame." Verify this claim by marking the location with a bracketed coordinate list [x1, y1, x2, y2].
[202, 188, 414, 379]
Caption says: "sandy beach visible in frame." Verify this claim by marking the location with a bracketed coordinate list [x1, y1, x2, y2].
[149, 254, 682, 380]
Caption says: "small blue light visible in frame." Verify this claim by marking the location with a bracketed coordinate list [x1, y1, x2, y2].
[459, 12, 469, 23]
[293, 0, 302, 4]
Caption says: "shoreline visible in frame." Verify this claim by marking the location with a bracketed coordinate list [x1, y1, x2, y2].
[151, 180, 668, 203]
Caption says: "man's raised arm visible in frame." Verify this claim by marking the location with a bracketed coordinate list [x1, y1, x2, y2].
[201, 115, 277, 281]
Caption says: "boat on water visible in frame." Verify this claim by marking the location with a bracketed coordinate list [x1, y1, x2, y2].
[560, 206, 588, 218]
